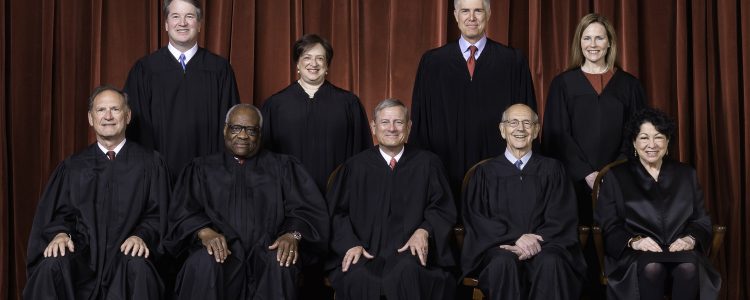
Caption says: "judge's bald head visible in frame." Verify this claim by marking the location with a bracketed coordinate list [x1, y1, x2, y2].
[87, 85, 131, 146]
[224, 104, 261, 158]
[499, 104, 539, 156]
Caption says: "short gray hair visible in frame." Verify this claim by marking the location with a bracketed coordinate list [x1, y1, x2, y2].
[88, 85, 129, 111]
[454, 0, 491, 13]
[372, 99, 410, 121]
[225, 104, 263, 128]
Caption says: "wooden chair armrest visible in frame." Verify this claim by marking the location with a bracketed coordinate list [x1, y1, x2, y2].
[591, 225, 607, 285]
[709, 224, 726, 261]
[578, 225, 590, 249]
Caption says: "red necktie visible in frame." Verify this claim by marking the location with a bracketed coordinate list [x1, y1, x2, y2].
[467, 45, 477, 78]
[389, 157, 397, 170]
[106, 151, 116, 161]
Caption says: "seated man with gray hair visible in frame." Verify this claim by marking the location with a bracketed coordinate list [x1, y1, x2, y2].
[164, 104, 329, 299]
[326, 99, 457, 300]
[24, 85, 169, 299]
[461, 103, 585, 300]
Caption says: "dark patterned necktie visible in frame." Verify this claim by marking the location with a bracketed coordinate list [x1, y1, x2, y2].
[107, 151, 116, 161]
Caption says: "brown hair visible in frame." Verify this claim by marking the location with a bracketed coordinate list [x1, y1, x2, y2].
[293, 34, 334, 67]
[569, 13, 617, 70]
[163, 0, 202, 21]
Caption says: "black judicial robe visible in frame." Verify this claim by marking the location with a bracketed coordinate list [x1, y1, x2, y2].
[541, 69, 645, 207]
[326, 146, 457, 300]
[594, 159, 720, 299]
[124, 47, 240, 177]
[25, 142, 169, 299]
[461, 154, 585, 298]
[262, 81, 372, 193]
[410, 39, 537, 202]
[164, 150, 329, 297]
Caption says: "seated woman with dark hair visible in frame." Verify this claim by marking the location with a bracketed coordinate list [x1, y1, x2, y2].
[594, 107, 720, 299]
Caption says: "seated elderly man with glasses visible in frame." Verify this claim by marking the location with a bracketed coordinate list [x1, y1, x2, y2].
[461, 104, 586, 300]
[164, 104, 329, 300]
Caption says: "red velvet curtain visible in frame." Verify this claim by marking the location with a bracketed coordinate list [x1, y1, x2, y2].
[1, 0, 747, 299]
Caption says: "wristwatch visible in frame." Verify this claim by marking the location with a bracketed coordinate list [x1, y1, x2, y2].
[289, 231, 302, 240]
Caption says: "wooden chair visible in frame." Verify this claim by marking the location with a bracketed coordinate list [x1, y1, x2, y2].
[590, 159, 727, 285]
[323, 164, 344, 299]
[457, 159, 591, 300]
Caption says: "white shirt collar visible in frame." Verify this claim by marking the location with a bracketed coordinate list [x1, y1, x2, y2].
[167, 43, 198, 64]
[97, 139, 127, 157]
[458, 35, 487, 61]
[379, 146, 405, 165]
[504, 148, 532, 170]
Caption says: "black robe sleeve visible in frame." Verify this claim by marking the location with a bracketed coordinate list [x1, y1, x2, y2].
[123, 60, 155, 150]
[535, 160, 580, 249]
[682, 169, 712, 252]
[277, 156, 331, 255]
[593, 170, 632, 259]
[26, 164, 78, 275]
[162, 160, 214, 256]
[461, 157, 582, 276]
[326, 164, 366, 256]
[542, 76, 593, 180]
[164, 152, 329, 258]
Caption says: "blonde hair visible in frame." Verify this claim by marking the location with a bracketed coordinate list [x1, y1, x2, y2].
[569, 13, 617, 70]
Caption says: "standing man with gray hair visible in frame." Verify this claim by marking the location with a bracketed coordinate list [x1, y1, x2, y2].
[410, 0, 537, 214]
[124, 0, 239, 179]
[326, 99, 457, 300]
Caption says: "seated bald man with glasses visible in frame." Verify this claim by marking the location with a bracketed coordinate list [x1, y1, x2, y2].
[461, 104, 586, 300]
[164, 104, 329, 300]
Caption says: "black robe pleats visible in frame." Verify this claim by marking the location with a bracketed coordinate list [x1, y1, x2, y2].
[326, 146, 457, 300]
[164, 150, 329, 300]
[461, 154, 585, 300]
[24, 142, 169, 300]
[594, 159, 721, 299]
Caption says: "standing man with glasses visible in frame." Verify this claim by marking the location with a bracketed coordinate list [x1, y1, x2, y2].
[164, 104, 329, 299]
[124, 0, 239, 179]
[461, 104, 585, 300]
[24, 86, 170, 299]
[410, 0, 537, 213]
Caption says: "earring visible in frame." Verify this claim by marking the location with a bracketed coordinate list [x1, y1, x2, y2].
[634, 149, 638, 157]
[297, 70, 300, 74]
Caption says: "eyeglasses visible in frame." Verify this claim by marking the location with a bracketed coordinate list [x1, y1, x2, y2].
[227, 124, 259, 136]
[502, 119, 536, 129]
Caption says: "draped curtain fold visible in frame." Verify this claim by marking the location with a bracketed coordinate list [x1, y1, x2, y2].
[1, 0, 747, 299]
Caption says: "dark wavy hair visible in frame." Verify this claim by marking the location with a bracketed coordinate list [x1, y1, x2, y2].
[625, 107, 676, 142]
[293, 34, 334, 66]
